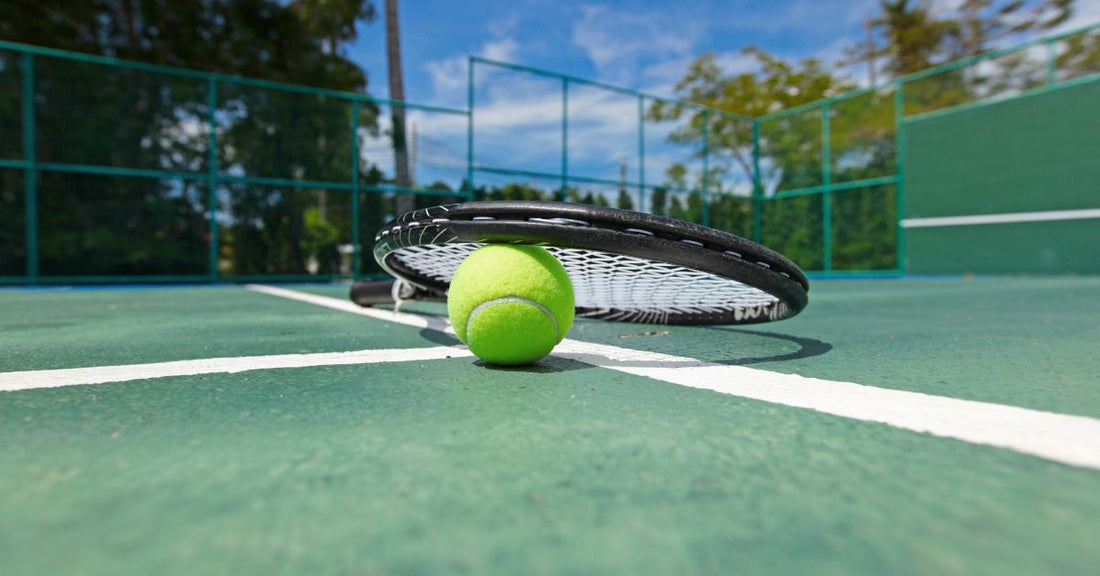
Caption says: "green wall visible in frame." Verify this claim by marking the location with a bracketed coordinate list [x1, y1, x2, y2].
[903, 80, 1100, 274]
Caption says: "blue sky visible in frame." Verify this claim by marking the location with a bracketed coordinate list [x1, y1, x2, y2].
[351, 0, 887, 106]
[350, 0, 1100, 104]
[344, 0, 1099, 195]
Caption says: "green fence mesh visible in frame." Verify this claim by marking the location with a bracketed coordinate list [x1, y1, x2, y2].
[1, 22, 1098, 283]
[0, 49, 21, 160]
[0, 169, 24, 275]
[0, 41, 471, 283]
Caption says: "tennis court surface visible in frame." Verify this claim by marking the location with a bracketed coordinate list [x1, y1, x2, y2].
[2, 277, 1098, 575]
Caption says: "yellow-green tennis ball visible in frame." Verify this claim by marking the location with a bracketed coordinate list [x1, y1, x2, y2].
[448, 245, 575, 366]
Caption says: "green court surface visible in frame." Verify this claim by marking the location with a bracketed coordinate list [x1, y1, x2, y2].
[2, 278, 1099, 575]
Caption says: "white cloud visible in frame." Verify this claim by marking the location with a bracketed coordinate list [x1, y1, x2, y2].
[716, 0, 878, 35]
[424, 57, 467, 98]
[1057, 0, 1100, 32]
[481, 37, 519, 62]
[423, 27, 520, 107]
[571, 4, 701, 84]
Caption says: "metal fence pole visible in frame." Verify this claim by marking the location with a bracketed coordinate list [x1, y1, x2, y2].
[206, 77, 219, 280]
[351, 100, 361, 276]
[637, 95, 645, 212]
[560, 78, 569, 202]
[1045, 38, 1057, 86]
[467, 57, 475, 199]
[821, 102, 832, 273]
[701, 109, 710, 227]
[752, 120, 762, 243]
[894, 81, 907, 274]
[21, 52, 38, 280]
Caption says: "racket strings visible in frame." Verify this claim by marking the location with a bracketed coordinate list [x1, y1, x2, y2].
[390, 243, 779, 318]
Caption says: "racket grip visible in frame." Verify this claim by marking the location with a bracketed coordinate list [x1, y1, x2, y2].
[350, 280, 399, 307]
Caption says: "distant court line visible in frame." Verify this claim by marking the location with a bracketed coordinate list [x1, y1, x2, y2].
[901, 208, 1100, 228]
[2, 285, 1098, 471]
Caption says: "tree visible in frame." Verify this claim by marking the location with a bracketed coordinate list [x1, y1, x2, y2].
[1056, 27, 1100, 78]
[954, 0, 1072, 57]
[649, 186, 669, 216]
[0, 1, 379, 277]
[293, 0, 377, 55]
[848, 0, 1075, 80]
[649, 48, 854, 198]
[616, 189, 634, 211]
[854, 0, 956, 77]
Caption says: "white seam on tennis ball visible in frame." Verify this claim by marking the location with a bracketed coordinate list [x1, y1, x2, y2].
[467, 296, 559, 341]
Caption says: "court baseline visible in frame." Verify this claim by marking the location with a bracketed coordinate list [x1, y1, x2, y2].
[1, 284, 1097, 472]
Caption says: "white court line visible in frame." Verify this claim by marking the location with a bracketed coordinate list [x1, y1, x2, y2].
[2, 285, 1099, 470]
[248, 286, 1100, 471]
[0, 347, 473, 392]
[245, 284, 454, 333]
[552, 340, 1100, 471]
[900, 208, 1100, 228]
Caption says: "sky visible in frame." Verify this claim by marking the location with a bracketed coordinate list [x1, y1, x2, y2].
[351, 0, 883, 106]
[344, 0, 1100, 195]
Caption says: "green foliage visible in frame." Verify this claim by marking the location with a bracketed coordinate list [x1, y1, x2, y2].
[616, 189, 634, 211]
[37, 175, 209, 275]
[3, 1, 1093, 279]
[649, 187, 669, 216]
[0, 0, 374, 89]
[830, 186, 897, 270]
[709, 194, 753, 239]
[0, 171, 26, 275]
[830, 91, 897, 183]
[567, 187, 611, 207]
[0, 0, 379, 277]
[646, 4, 1088, 271]
[866, 0, 958, 76]
[849, 1, 1073, 79]
[761, 195, 824, 271]
[952, 0, 1072, 57]
[1057, 28, 1100, 79]
[473, 182, 549, 202]
[648, 48, 852, 190]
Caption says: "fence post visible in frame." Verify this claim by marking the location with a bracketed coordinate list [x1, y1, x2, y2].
[752, 119, 762, 243]
[560, 78, 568, 201]
[894, 81, 907, 274]
[21, 52, 38, 280]
[821, 102, 832, 273]
[701, 109, 710, 227]
[637, 95, 645, 213]
[206, 77, 220, 281]
[467, 57, 475, 200]
[1045, 38, 1057, 86]
[351, 100, 361, 276]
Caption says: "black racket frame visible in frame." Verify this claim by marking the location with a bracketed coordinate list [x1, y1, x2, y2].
[362, 201, 809, 325]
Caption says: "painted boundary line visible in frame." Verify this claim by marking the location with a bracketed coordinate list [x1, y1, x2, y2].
[249, 286, 1100, 471]
[552, 340, 1100, 471]
[901, 208, 1100, 228]
[2, 284, 1098, 470]
[0, 346, 473, 391]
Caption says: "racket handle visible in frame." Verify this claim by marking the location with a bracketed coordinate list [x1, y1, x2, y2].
[350, 280, 445, 307]
[350, 280, 401, 307]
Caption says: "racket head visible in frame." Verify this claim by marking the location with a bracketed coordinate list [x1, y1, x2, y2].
[371, 201, 809, 325]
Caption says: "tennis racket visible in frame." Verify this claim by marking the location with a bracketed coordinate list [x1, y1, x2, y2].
[351, 201, 809, 325]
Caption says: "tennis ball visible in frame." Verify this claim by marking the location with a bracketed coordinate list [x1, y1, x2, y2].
[447, 245, 575, 366]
